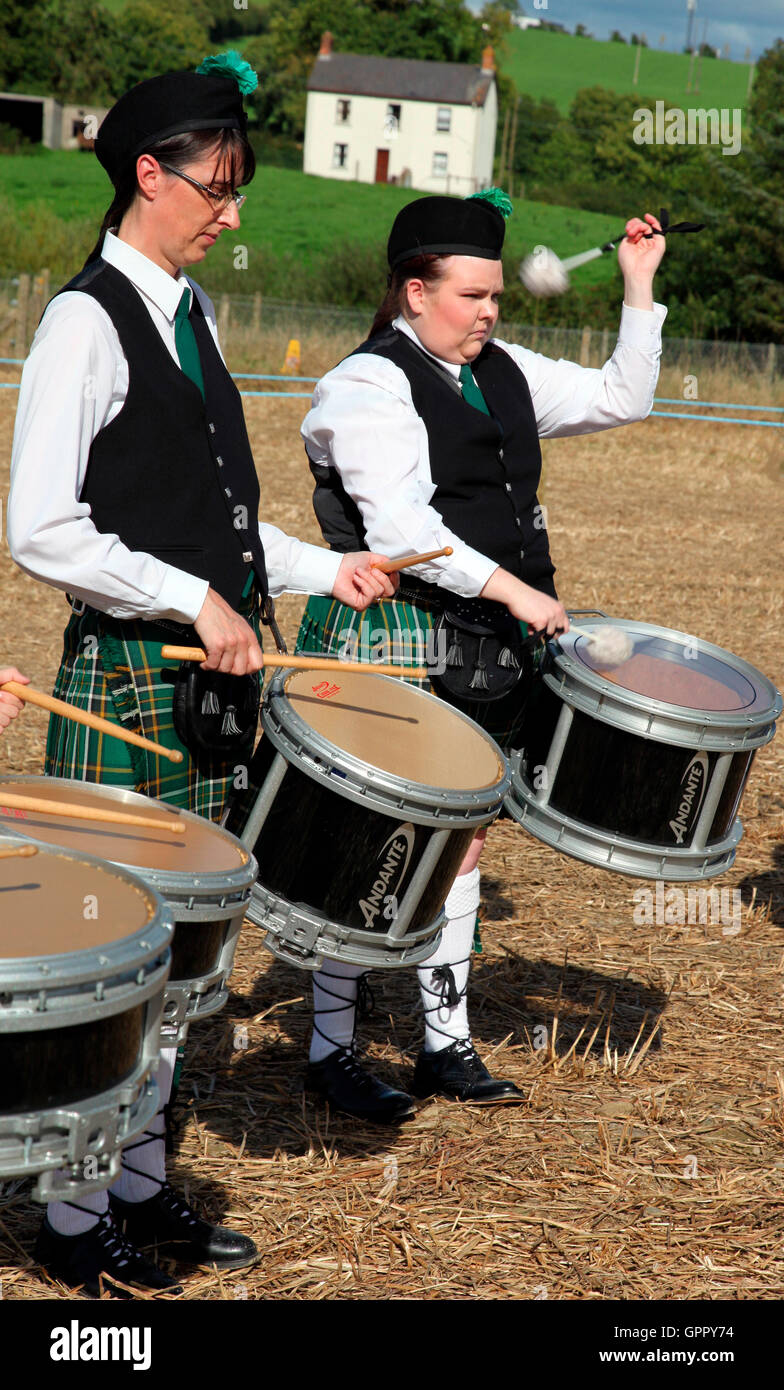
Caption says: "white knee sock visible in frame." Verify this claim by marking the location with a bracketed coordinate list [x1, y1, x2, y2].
[417, 868, 480, 1053]
[47, 1189, 109, 1236]
[108, 1045, 177, 1204]
[309, 960, 366, 1063]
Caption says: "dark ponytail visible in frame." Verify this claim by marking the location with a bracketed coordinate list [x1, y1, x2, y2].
[370, 253, 450, 336]
[84, 125, 256, 266]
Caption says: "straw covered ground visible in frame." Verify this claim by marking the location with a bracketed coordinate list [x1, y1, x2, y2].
[0, 373, 782, 1302]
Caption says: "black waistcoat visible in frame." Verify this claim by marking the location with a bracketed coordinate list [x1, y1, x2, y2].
[58, 261, 268, 610]
[309, 326, 556, 597]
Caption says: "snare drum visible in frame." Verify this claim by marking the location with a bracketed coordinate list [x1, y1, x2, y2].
[0, 835, 171, 1202]
[0, 779, 257, 1044]
[224, 668, 510, 969]
[506, 617, 782, 880]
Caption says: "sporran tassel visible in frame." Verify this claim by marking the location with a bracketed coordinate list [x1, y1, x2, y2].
[221, 705, 242, 736]
[497, 646, 520, 670]
[445, 633, 464, 668]
[468, 637, 489, 691]
[201, 691, 220, 715]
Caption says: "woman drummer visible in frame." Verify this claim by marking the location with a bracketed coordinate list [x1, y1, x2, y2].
[297, 190, 667, 1122]
[7, 54, 394, 1295]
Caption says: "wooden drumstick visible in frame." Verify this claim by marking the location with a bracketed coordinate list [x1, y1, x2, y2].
[0, 681, 184, 764]
[0, 792, 186, 834]
[0, 843, 39, 859]
[371, 546, 453, 574]
[160, 648, 428, 679]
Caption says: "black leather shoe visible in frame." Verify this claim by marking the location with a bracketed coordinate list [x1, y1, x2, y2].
[35, 1214, 182, 1298]
[110, 1184, 257, 1271]
[306, 1046, 416, 1124]
[412, 1040, 524, 1103]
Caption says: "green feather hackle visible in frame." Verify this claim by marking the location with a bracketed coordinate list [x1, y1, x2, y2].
[467, 186, 514, 219]
[196, 51, 258, 96]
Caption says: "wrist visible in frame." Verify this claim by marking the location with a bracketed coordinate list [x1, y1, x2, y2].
[622, 277, 655, 311]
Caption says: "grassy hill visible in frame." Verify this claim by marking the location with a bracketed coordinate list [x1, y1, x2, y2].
[504, 27, 753, 115]
[1, 151, 625, 293]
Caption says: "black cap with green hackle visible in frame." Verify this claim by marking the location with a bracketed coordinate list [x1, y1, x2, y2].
[387, 188, 513, 271]
[95, 51, 258, 186]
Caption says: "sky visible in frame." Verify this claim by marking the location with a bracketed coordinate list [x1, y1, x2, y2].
[467, 0, 783, 63]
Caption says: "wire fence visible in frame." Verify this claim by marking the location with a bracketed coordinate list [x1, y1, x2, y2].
[1, 276, 781, 382]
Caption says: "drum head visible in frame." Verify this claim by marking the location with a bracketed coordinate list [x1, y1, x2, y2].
[0, 843, 156, 958]
[556, 622, 781, 724]
[0, 779, 249, 876]
[279, 669, 505, 791]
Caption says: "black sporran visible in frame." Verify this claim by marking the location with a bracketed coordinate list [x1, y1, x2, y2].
[429, 596, 529, 703]
[172, 665, 260, 758]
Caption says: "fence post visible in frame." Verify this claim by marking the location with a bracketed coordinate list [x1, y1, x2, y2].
[580, 326, 591, 366]
[16, 273, 31, 355]
[767, 342, 776, 380]
[252, 292, 262, 334]
[599, 328, 610, 363]
[218, 294, 231, 346]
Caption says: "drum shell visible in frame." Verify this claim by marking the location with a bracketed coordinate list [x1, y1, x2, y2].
[0, 777, 257, 1044]
[505, 620, 780, 881]
[0, 836, 172, 1200]
[226, 670, 510, 969]
[233, 734, 476, 933]
[520, 681, 756, 850]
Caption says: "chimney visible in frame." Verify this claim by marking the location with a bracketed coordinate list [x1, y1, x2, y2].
[481, 44, 495, 73]
[319, 31, 333, 59]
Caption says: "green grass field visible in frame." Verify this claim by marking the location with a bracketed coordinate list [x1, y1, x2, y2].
[504, 27, 754, 115]
[1, 151, 624, 288]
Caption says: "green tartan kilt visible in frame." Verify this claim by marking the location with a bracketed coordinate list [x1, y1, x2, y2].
[296, 594, 539, 754]
[45, 597, 262, 821]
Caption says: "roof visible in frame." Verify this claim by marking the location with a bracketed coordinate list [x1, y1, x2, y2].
[307, 53, 494, 107]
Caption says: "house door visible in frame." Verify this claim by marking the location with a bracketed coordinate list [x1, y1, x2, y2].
[375, 149, 389, 183]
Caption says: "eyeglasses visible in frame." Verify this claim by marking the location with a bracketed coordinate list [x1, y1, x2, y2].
[158, 161, 247, 211]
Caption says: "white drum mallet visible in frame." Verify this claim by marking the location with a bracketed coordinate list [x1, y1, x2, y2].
[519, 208, 704, 298]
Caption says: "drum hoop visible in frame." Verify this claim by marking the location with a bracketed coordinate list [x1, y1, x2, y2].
[0, 833, 173, 1009]
[262, 671, 510, 818]
[0, 775, 256, 896]
[548, 621, 782, 745]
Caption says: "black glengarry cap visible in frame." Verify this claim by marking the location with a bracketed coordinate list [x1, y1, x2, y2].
[387, 188, 513, 271]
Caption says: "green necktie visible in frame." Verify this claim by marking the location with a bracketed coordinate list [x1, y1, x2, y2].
[174, 287, 205, 400]
[458, 363, 489, 416]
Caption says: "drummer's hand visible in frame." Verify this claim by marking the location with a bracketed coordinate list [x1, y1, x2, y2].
[0, 668, 29, 730]
[194, 588, 265, 676]
[481, 569, 568, 636]
[332, 552, 399, 611]
[619, 213, 664, 308]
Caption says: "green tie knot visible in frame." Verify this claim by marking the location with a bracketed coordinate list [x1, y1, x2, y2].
[459, 363, 489, 416]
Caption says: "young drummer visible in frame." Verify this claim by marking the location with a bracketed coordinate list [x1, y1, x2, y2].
[8, 55, 394, 1296]
[296, 191, 667, 1122]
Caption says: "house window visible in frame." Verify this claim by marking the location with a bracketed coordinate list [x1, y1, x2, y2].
[336, 98, 351, 124]
[432, 151, 448, 176]
[332, 143, 348, 169]
[384, 103, 401, 135]
[436, 106, 451, 133]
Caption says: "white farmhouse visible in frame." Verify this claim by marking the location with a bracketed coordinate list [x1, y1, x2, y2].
[303, 33, 498, 194]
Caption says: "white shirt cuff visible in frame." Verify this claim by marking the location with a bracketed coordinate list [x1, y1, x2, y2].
[156, 567, 209, 624]
[269, 542, 342, 597]
[618, 301, 668, 348]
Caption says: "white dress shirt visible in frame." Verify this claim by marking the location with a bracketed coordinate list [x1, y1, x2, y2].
[303, 302, 667, 597]
[8, 233, 341, 622]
